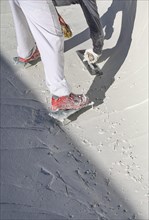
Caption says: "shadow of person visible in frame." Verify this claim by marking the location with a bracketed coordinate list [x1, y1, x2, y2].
[64, 0, 126, 52]
[87, 0, 137, 108]
[64, 28, 90, 53]
[101, 0, 127, 40]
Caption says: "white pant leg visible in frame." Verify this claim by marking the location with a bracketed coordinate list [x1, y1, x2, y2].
[12, 0, 70, 97]
[9, 0, 36, 58]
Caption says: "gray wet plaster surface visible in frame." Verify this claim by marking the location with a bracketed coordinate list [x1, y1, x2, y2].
[0, 0, 148, 220]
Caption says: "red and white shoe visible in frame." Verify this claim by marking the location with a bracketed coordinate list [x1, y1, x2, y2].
[13, 47, 40, 65]
[51, 93, 90, 112]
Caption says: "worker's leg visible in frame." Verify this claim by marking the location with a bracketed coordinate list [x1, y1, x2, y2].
[9, 0, 36, 58]
[12, 0, 70, 96]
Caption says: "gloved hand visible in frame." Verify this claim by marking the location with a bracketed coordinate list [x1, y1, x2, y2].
[83, 49, 100, 64]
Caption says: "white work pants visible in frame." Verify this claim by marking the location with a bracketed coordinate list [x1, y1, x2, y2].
[9, 0, 70, 96]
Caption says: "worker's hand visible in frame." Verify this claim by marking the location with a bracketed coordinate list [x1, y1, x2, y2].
[83, 49, 100, 64]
